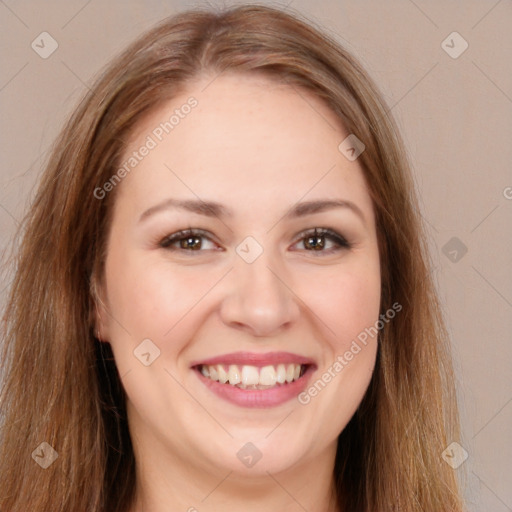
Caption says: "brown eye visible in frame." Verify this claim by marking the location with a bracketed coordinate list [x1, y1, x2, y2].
[294, 228, 350, 254]
[304, 233, 326, 251]
[159, 229, 218, 252]
[178, 235, 202, 250]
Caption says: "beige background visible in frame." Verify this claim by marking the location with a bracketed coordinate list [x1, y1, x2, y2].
[1, 1, 511, 510]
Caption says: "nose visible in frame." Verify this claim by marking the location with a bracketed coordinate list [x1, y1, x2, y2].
[219, 251, 300, 337]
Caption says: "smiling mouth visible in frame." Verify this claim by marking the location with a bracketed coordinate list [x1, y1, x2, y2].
[194, 363, 309, 390]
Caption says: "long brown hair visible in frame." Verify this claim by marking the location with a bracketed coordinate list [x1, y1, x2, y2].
[0, 4, 465, 511]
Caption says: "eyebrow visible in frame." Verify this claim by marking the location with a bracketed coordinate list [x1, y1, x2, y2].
[138, 198, 366, 224]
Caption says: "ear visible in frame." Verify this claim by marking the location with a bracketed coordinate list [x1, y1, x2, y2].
[89, 272, 110, 342]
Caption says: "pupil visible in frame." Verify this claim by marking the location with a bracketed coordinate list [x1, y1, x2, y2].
[181, 236, 201, 249]
[306, 235, 324, 250]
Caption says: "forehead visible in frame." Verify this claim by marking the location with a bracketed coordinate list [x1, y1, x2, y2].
[116, 73, 374, 224]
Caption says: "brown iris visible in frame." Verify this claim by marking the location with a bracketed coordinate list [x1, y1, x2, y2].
[304, 229, 325, 251]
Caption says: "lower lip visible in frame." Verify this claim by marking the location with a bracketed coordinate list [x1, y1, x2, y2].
[194, 366, 315, 408]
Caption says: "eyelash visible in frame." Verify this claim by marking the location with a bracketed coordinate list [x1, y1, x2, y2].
[158, 227, 351, 256]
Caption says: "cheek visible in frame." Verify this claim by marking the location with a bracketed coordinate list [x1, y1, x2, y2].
[104, 250, 214, 343]
[301, 263, 381, 347]
[287, 262, 380, 444]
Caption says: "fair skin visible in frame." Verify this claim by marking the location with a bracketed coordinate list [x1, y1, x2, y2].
[95, 72, 381, 511]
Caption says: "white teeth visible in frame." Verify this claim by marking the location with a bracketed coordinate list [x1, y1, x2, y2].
[276, 364, 286, 384]
[285, 364, 295, 383]
[259, 365, 277, 386]
[241, 365, 259, 385]
[200, 363, 305, 388]
[217, 365, 229, 384]
[209, 366, 218, 381]
[228, 365, 241, 385]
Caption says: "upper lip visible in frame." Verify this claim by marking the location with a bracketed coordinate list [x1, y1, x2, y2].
[190, 351, 316, 368]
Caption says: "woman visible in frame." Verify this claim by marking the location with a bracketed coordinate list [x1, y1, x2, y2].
[0, 4, 465, 511]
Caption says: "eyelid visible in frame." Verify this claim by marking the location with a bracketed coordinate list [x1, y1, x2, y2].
[294, 227, 348, 244]
[291, 227, 351, 253]
[158, 226, 351, 253]
[159, 228, 220, 249]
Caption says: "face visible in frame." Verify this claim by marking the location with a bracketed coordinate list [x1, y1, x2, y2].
[95, 72, 381, 480]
